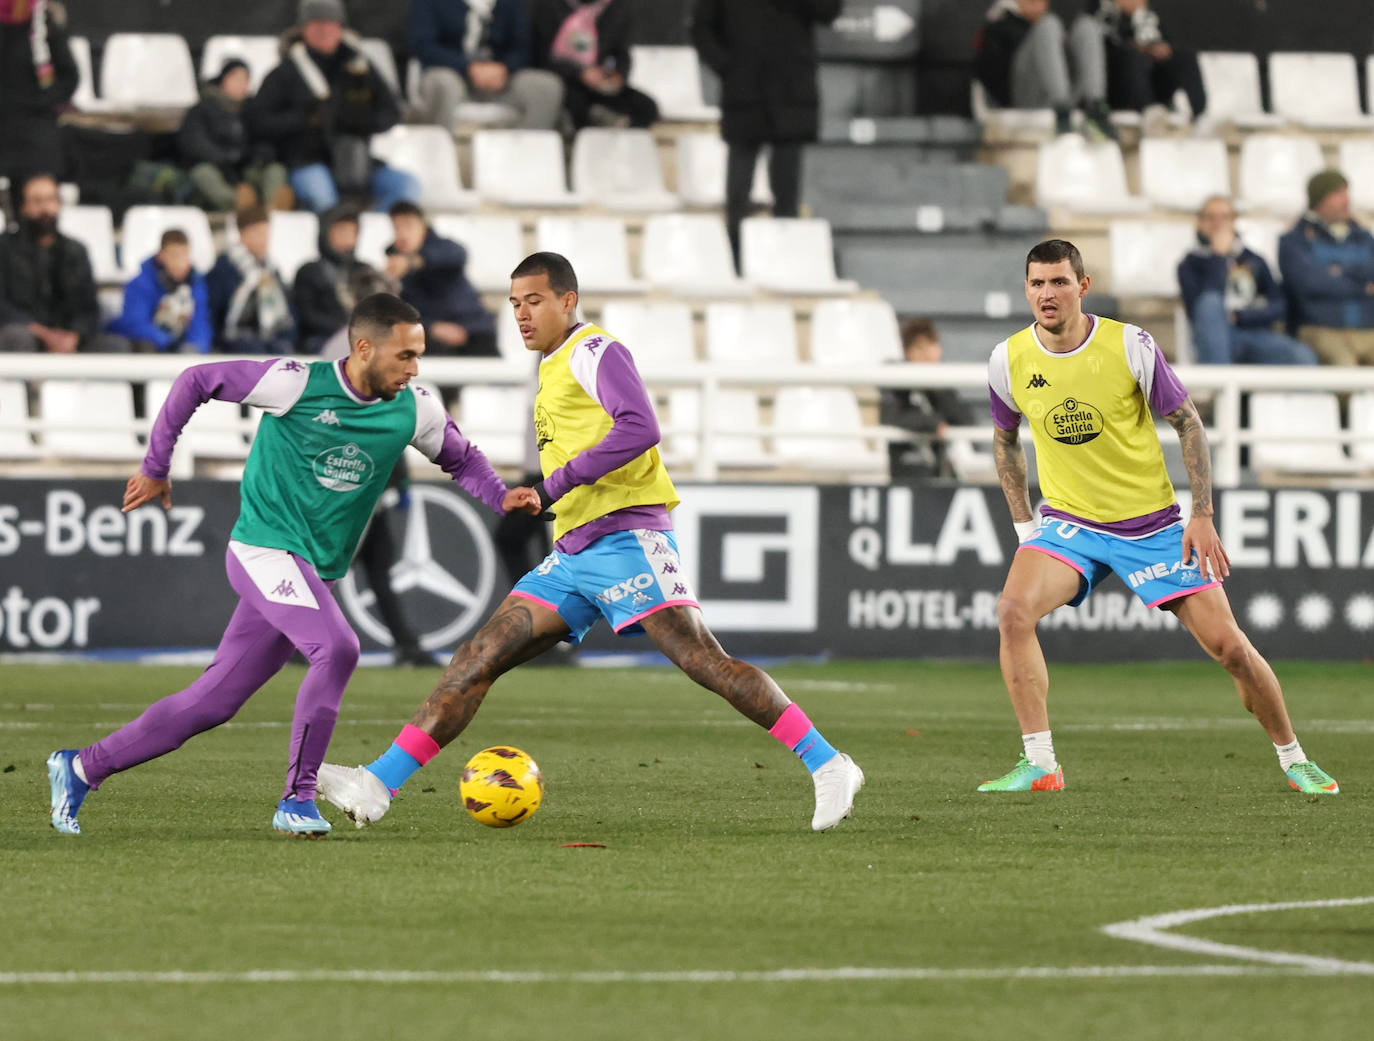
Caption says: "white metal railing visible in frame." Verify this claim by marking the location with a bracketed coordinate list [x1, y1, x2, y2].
[5, 354, 1374, 485]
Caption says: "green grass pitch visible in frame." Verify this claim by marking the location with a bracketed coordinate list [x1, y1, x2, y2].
[2, 659, 1373, 1040]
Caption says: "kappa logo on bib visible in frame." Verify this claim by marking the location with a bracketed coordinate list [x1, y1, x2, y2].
[313, 442, 376, 492]
[1044, 398, 1103, 445]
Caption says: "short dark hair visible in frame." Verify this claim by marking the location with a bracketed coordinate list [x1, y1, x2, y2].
[510, 251, 578, 296]
[348, 292, 422, 349]
[324, 203, 361, 229]
[388, 200, 425, 221]
[1025, 239, 1085, 280]
[236, 204, 269, 229]
[159, 229, 190, 249]
[900, 317, 938, 346]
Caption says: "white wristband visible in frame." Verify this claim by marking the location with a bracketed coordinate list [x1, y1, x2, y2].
[1013, 520, 1038, 542]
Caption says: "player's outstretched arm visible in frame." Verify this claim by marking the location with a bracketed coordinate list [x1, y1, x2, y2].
[502, 486, 544, 516]
[993, 425, 1034, 526]
[122, 473, 172, 513]
[1165, 398, 1231, 580]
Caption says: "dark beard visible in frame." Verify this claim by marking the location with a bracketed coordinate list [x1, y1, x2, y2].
[21, 215, 58, 239]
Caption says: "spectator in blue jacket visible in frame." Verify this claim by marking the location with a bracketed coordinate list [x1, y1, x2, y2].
[108, 230, 213, 353]
[384, 201, 497, 357]
[1178, 196, 1316, 366]
[410, 0, 563, 130]
[206, 206, 297, 355]
[1278, 169, 1374, 367]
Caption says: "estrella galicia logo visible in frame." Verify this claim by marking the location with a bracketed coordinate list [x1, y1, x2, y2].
[1026, 373, 1051, 389]
[1044, 398, 1103, 445]
[312, 442, 375, 491]
[534, 404, 554, 450]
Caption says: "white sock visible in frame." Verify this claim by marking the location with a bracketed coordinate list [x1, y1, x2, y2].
[1021, 730, 1057, 771]
[72, 753, 89, 785]
[1274, 738, 1306, 772]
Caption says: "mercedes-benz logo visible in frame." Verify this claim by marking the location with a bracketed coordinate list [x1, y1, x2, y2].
[338, 484, 499, 652]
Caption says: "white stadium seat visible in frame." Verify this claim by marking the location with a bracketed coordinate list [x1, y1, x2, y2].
[0, 380, 38, 460]
[266, 210, 320, 286]
[1108, 220, 1197, 298]
[772, 386, 882, 469]
[370, 125, 477, 211]
[455, 386, 529, 467]
[673, 133, 773, 209]
[145, 379, 250, 460]
[68, 36, 106, 112]
[1035, 136, 1149, 215]
[38, 380, 144, 460]
[1349, 392, 1374, 466]
[570, 128, 679, 212]
[1237, 133, 1326, 216]
[59, 206, 120, 284]
[598, 301, 698, 371]
[740, 218, 857, 295]
[472, 130, 579, 207]
[353, 212, 393, 271]
[1338, 138, 1374, 215]
[808, 297, 903, 367]
[704, 302, 799, 366]
[429, 214, 525, 293]
[1138, 137, 1231, 212]
[666, 389, 769, 467]
[1248, 392, 1358, 474]
[640, 214, 746, 296]
[628, 45, 720, 122]
[969, 79, 1055, 134]
[1234, 215, 1286, 273]
[119, 206, 217, 277]
[1268, 52, 1374, 130]
[99, 33, 198, 109]
[199, 35, 280, 93]
[534, 216, 642, 294]
[1198, 52, 1281, 128]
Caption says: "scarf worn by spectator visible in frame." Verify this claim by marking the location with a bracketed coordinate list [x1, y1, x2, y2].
[1095, 0, 1163, 48]
[463, 0, 497, 61]
[224, 242, 292, 341]
[0, 0, 54, 88]
[550, 0, 614, 69]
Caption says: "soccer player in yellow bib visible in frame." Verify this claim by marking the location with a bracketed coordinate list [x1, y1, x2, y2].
[319, 252, 865, 831]
[979, 239, 1338, 795]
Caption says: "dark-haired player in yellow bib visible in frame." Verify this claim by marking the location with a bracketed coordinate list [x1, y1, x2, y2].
[978, 239, 1337, 796]
[320, 253, 865, 832]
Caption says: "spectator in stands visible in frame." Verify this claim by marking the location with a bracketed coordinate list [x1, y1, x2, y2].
[691, 0, 841, 270]
[880, 318, 973, 479]
[529, 0, 658, 130]
[294, 204, 393, 353]
[410, 0, 564, 131]
[246, 0, 420, 214]
[1278, 170, 1374, 367]
[1092, 0, 1207, 128]
[108, 229, 212, 353]
[0, 0, 78, 214]
[206, 206, 297, 355]
[1178, 196, 1317, 367]
[0, 172, 128, 352]
[976, 1, 1116, 140]
[385, 201, 497, 357]
[178, 58, 292, 213]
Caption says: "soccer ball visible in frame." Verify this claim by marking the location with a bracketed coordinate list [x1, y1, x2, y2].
[460, 746, 544, 828]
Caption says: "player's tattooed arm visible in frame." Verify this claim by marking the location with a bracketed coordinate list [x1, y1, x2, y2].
[992, 425, 1034, 523]
[1165, 398, 1213, 517]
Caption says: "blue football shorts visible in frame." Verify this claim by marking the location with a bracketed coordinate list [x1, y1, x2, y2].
[510, 528, 700, 643]
[1019, 519, 1222, 608]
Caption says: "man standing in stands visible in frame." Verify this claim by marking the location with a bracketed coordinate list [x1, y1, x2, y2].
[980, 238, 1336, 796]
[0, 173, 128, 353]
[0, 0, 78, 211]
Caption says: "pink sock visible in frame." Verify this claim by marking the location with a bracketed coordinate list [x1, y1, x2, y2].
[395, 724, 440, 765]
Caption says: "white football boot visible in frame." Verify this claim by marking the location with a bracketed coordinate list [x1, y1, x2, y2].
[810, 752, 864, 832]
[316, 763, 392, 829]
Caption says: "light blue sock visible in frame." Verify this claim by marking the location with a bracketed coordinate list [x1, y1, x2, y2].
[794, 726, 839, 773]
[368, 744, 422, 795]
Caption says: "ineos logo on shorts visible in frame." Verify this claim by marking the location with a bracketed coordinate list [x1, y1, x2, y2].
[595, 573, 654, 605]
[1044, 398, 1103, 445]
[313, 443, 375, 492]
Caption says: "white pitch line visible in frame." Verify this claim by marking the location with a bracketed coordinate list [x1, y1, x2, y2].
[1102, 897, 1374, 974]
[0, 964, 1352, 987]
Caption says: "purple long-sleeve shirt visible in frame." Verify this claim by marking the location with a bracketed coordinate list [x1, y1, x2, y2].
[539, 326, 671, 554]
[142, 358, 510, 515]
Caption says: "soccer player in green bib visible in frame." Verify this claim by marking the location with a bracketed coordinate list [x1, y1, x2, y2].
[47, 294, 541, 837]
[319, 253, 865, 832]
[979, 239, 1338, 795]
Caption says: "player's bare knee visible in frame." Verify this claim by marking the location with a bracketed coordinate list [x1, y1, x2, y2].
[1212, 628, 1256, 675]
[996, 593, 1040, 638]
